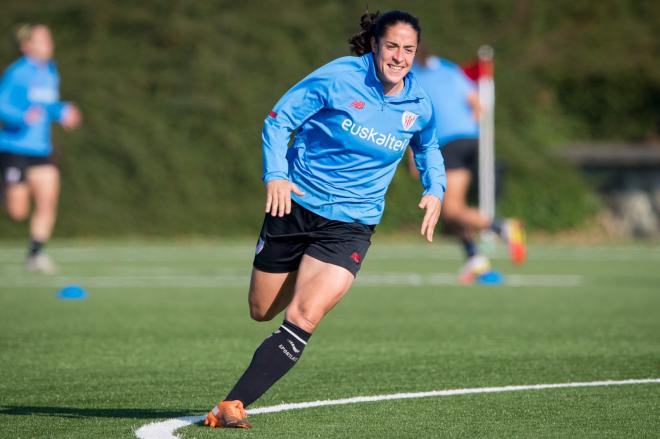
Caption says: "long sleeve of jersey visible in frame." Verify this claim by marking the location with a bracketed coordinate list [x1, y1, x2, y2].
[0, 69, 27, 127]
[261, 69, 331, 183]
[0, 57, 67, 156]
[411, 117, 446, 201]
[46, 101, 69, 123]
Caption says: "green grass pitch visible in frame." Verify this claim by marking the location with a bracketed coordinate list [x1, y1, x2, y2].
[1, 239, 659, 438]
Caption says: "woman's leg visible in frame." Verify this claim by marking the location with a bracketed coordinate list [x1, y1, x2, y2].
[4, 182, 30, 222]
[248, 269, 297, 322]
[21, 165, 59, 272]
[228, 256, 354, 403]
[26, 165, 60, 242]
[206, 256, 355, 428]
[284, 255, 355, 333]
[442, 168, 491, 233]
[442, 168, 494, 282]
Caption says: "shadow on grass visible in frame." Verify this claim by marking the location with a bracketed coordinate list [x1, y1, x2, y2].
[0, 406, 200, 420]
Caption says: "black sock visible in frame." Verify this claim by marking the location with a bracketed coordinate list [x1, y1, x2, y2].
[490, 219, 503, 237]
[461, 238, 477, 259]
[225, 320, 311, 407]
[28, 239, 44, 257]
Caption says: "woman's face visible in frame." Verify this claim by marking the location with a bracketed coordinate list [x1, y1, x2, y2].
[371, 22, 418, 95]
[22, 26, 54, 61]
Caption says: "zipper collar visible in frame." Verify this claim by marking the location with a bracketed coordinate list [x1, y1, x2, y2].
[363, 53, 425, 104]
[23, 55, 51, 69]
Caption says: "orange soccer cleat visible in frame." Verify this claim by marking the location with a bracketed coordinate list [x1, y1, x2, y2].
[504, 219, 527, 265]
[204, 400, 252, 429]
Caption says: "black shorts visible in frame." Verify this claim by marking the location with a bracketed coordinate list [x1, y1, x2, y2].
[441, 138, 478, 171]
[0, 152, 55, 185]
[253, 201, 375, 276]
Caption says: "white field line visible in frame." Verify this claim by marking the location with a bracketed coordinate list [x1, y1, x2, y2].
[369, 249, 660, 262]
[134, 378, 660, 439]
[0, 272, 582, 289]
[1, 245, 660, 263]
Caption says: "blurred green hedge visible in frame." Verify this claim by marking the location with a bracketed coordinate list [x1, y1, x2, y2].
[0, 0, 657, 237]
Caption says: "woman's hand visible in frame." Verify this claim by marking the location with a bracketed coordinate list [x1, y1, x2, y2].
[418, 194, 442, 242]
[61, 104, 82, 131]
[265, 179, 304, 217]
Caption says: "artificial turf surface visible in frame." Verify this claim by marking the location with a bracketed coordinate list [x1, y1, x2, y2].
[0, 240, 658, 438]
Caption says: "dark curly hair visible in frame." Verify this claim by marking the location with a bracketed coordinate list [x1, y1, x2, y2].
[348, 10, 421, 56]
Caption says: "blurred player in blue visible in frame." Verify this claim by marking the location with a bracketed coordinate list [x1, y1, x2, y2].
[0, 24, 81, 273]
[408, 44, 525, 284]
[204, 10, 445, 428]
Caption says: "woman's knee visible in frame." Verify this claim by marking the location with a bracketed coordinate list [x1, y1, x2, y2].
[6, 203, 29, 221]
[285, 306, 319, 333]
[4, 185, 30, 221]
[247, 270, 296, 322]
[247, 288, 280, 322]
[31, 188, 59, 215]
[32, 200, 58, 217]
[248, 300, 277, 322]
[442, 206, 463, 225]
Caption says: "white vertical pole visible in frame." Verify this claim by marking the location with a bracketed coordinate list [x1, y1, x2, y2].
[478, 45, 496, 220]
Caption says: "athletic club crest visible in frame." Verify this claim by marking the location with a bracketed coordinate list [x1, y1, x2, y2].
[401, 111, 418, 130]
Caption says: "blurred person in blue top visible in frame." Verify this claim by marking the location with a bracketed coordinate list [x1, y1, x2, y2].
[0, 24, 81, 273]
[408, 44, 526, 284]
[204, 10, 445, 429]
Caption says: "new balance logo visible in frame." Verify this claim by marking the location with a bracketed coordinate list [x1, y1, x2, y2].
[350, 100, 365, 109]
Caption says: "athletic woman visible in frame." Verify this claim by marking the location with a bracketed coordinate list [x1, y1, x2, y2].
[409, 45, 526, 283]
[205, 10, 445, 428]
[0, 24, 81, 273]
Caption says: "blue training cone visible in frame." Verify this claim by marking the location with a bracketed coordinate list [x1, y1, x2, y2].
[475, 270, 505, 286]
[57, 284, 88, 300]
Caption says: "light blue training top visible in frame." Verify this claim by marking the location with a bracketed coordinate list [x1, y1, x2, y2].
[0, 56, 70, 156]
[262, 53, 446, 225]
[412, 56, 478, 146]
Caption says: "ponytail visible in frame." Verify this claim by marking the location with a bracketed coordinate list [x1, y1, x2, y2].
[348, 11, 381, 56]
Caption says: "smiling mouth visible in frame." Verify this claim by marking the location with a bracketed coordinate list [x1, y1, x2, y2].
[388, 64, 405, 72]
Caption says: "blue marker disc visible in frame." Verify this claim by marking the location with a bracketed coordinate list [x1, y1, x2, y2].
[476, 270, 505, 286]
[57, 285, 88, 300]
